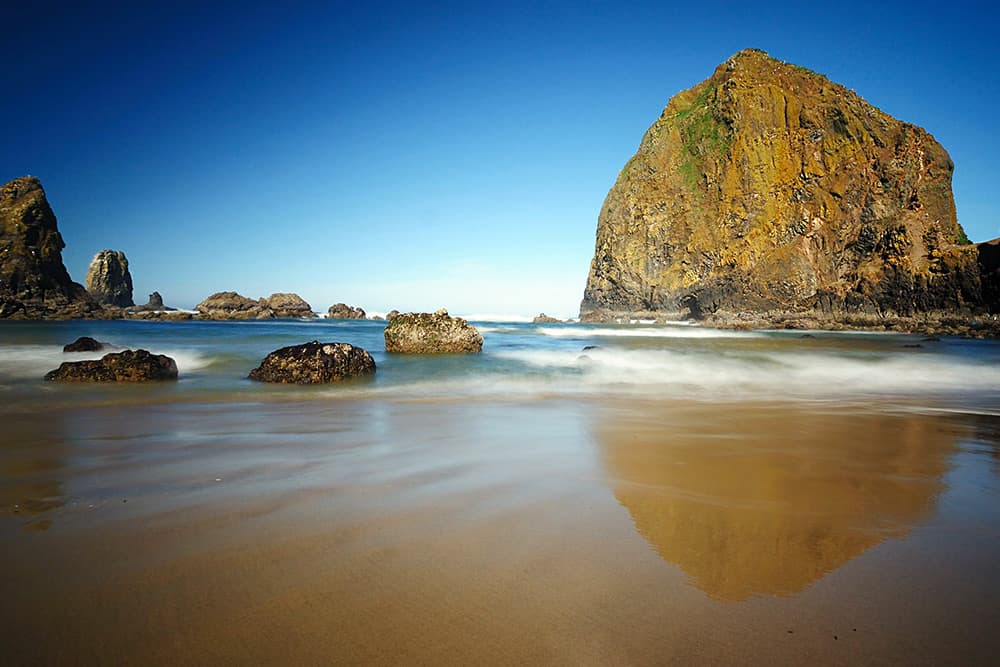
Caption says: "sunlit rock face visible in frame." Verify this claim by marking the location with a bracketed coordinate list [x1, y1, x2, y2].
[85, 250, 134, 307]
[582, 49, 990, 322]
[597, 403, 953, 601]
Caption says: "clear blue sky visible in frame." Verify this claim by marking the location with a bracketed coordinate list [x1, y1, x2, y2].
[3, 1, 997, 318]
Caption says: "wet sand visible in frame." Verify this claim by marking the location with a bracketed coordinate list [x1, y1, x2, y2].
[2, 397, 999, 665]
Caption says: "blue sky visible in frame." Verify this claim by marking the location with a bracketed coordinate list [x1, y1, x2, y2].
[3, 1, 997, 318]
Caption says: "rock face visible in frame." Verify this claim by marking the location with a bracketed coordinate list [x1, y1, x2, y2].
[0, 177, 100, 319]
[44, 349, 178, 382]
[85, 250, 134, 307]
[63, 336, 108, 352]
[581, 49, 995, 323]
[195, 291, 316, 319]
[327, 303, 366, 319]
[384, 309, 483, 353]
[248, 341, 375, 384]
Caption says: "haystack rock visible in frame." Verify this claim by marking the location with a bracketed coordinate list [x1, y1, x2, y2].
[85, 249, 134, 307]
[581, 49, 996, 325]
[327, 303, 366, 319]
[383, 308, 483, 354]
[0, 176, 100, 319]
[248, 341, 375, 384]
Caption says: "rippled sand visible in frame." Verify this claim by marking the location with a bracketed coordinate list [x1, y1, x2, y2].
[2, 397, 999, 664]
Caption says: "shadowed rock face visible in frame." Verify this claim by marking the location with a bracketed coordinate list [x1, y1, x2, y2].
[248, 341, 375, 384]
[384, 309, 483, 354]
[62, 336, 107, 353]
[85, 250, 134, 307]
[581, 49, 994, 322]
[44, 349, 178, 382]
[0, 177, 100, 319]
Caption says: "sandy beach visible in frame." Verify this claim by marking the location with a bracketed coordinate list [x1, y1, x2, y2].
[4, 392, 998, 665]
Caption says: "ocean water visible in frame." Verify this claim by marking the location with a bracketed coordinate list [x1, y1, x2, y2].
[2, 318, 1000, 663]
[1, 318, 999, 409]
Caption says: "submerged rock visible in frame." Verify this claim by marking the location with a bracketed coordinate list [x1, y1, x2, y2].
[248, 341, 375, 384]
[85, 250, 134, 307]
[383, 308, 483, 354]
[327, 303, 366, 319]
[581, 49, 996, 325]
[0, 177, 101, 319]
[45, 349, 178, 382]
[63, 336, 108, 352]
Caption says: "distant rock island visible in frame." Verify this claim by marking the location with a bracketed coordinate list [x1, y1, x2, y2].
[195, 291, 316, 319]
[0, 177, 101, 319]
[581, 49, 999, 331]
[327, 303, 366, 319]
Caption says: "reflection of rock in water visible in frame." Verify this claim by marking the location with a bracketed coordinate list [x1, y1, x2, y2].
[0, 414, 68, 531]
[598, 404, 956, 601]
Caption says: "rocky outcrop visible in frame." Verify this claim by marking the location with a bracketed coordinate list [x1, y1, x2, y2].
[383, 309, 483, 353]
[0, 176, 101, 319]
[265, 293, 316, 318]
[85, 250, 134, 307]
[248, 341, 375, 384]
[195, 291, 316, 319]
[386, 309, 400, 321]
[533, 313, 561, 323]
[63, 336, 108, 352]
[130, 291, 176, 311]
[581, 49, 996, 325]
[326, 303, 366, 319]
[44, 349, 178, 382]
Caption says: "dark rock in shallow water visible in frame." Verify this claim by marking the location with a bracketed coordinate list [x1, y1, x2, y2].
[63, 336, 107, 352]
[249, 341, 375, 384]
[45, 349, 178, 382]
[383, 309, 483, 354]
[533, 313, 561, 323]
[582, 345, 602, 351]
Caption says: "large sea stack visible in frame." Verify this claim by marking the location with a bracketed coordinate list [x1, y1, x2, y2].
[85, 249, 134, 307]
[581, 49, 996, 326]
[0, 177, 100, 319]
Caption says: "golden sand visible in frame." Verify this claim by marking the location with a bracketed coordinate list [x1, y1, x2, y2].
[1, 398, 997, 664]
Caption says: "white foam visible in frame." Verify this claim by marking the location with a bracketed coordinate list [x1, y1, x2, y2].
[492, 347, 1000, 399]
[535, 326, 761, 339]
[460, 313, 536, 323]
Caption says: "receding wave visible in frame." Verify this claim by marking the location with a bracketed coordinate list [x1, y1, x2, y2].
[535, 326, 761, 339]
[491, 347, 1000, 399]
